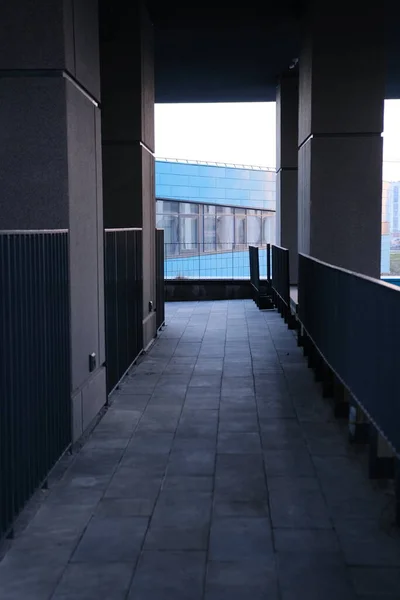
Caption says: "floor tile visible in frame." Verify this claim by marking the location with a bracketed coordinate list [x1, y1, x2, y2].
[209, 518, 273, 560]
[128, 551, 206, 600]
[205, 559, 279, 600]
[277, 552, 356, 600]
[52, 563, 133, 599]
[269, 477, 331, 528]
[71, 517, 148, 563]
[217, 432, 262, 454]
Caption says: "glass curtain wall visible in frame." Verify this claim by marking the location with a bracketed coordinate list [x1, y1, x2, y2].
[156, 199, 276, 257]
[216, 206, 234, 252]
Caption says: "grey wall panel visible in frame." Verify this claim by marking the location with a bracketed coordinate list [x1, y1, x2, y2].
[102, 144, 143, 228]
[277, 76, 298, 169]
[141, 7, 155, 152]
[100, 37, 143, 143]
[141, 147, 156, 345]
[309, 136, 382, 277]
[100, 34, 137, 142]
[276, 85, 282, 172]
[0, 1, 100, 97]
[95, 110, 106, 366]
[0, 77, 69, 229]
[0, 1, 66, 69]
[100, 2, 153, 146]
[298, 40, 313, 145]
[277, 170, 298, 284]
[298, 140, 311, 257]
[299, 11, 384, 139]
[311, 40, 384, 135]
[63, 0, 76, 76]
[82, 367, 107, 434]
[276, 174, 282, 245]
[66, 81, 101, 393]
[73, 0, 101, 100]
[71, 389, 83, 442]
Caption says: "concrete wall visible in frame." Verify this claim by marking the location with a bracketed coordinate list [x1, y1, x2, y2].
[165, 280, 254, 302]
[298, 8, 384, 277]
[0, 1, 106, 442]
[0, 78, 69, 229]
[100, 0, 156, 348]
[66, 81, 106, 440]
[276, 74, 299, 284]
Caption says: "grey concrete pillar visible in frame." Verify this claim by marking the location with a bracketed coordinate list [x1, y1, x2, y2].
[276, 74, 299, 284]
[298, 3, 384, 277]
[0, 1, 107, 442]
[100, 1, 156, 347]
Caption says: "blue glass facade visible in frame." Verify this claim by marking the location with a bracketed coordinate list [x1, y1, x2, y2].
[155, 160, 276, 279]
[156, 159, 276, 211]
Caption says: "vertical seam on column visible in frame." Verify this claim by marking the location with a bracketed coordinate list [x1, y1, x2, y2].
[71, 0, 77, 78]
[93, 106, 101, 364]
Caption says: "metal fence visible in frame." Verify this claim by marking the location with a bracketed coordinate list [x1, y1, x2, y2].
[249, 245, 260, 293]
[267, 243, 271, 282]
[156, 229, 165, 330]
[0, 231, 71, 539]
[104, 229, 143, 394]
[298, 253, 400, 455]
[164, 243, 269, 279]
[271, 244, 292, 323]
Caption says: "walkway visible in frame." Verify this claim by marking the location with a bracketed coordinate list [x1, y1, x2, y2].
[1, 300, 400, 599]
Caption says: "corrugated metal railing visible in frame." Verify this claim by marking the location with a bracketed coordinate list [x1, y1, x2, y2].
[298, 253, 400, 456]
[0, 230, 71, 539]
[104, 228, 143, 394]
[156, 229, 165, 330]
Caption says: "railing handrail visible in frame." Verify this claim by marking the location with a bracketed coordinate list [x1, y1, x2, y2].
[156, 156, 275, 172]
[298, 253, 400, 456]
[0, 229, 68, 234]
[105, 228, 142, 233]
[299, 252, 400, 294]
[155, 196, 277, 213]
[273, 243, 289, 252]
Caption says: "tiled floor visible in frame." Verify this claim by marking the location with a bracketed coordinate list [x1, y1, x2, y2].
[1, 300, 400, 599]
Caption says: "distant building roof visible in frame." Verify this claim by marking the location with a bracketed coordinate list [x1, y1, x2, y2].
[155, 157, 276, 211]
[156, 157, 275, 172]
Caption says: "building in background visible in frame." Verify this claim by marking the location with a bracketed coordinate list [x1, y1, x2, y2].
[155, 159, 276, 278]
[389, 182, 400, 242]
[156, 158, 394, 278]
[381, 181, 391, 274]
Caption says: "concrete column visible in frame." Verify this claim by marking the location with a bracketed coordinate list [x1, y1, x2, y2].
[298, 2, 385, 277]
[276, 73, 299, 284]
[100, 0, 156, 347]
[0, 1, 107, 442]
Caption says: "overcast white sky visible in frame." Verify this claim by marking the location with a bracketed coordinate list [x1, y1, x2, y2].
[155, 101, 400, 181]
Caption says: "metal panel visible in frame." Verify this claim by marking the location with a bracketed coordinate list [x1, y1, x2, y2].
[104, 229, 143, 394]
[0, 231, 71, 539]
[298, 253, 400, 455]
[271, 245, 291, 307]
[249, 245, 260, 293]
[156, 229, 165, 330]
